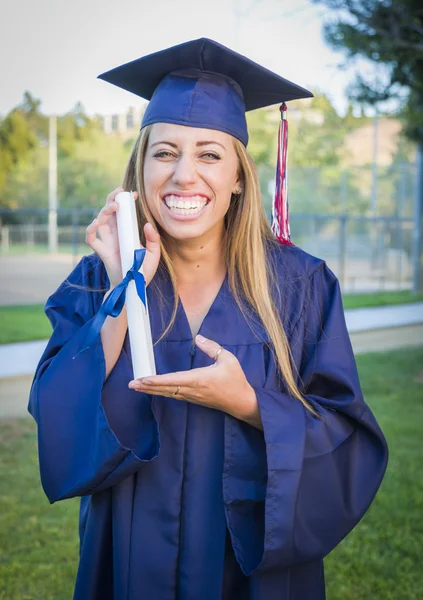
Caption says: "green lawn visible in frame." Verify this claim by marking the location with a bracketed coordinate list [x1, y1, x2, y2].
[342, 290, 423, 310]
[0, 305, 52, 344]
[1, 244, 81, 256]
[1, 290, 423, 345]
[0, 420, 80, 599]
[0, 347, 422, 599]
[325, 347, 423, 600]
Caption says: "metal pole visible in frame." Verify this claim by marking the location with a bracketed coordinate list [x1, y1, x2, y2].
[412, 143, 423, 293]
[371, 114, 378, 214]
[1, 226, 9, 253]
[370, 114, 378, 272]
[72, 201, 79, 267]
[48, 115, 58, 253]
[340, 170, 347, 213]
[339, 215, 347, 290]
[397, 161, 406, 288]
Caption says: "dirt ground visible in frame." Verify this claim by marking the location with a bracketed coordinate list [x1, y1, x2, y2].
[0, 250, 414, 307]
[2, 326, 422, 420]
[0, 252, 84, 306]
[1, 251, 421, 419]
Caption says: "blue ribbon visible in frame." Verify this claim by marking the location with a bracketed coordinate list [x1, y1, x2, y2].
[73, 248, 147, 358]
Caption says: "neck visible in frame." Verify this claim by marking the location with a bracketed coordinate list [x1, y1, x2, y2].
[163, 223, 227, 286]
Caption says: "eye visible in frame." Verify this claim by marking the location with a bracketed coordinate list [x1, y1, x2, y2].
[153, 150, 176, 158]
[201, 152, 221, 160]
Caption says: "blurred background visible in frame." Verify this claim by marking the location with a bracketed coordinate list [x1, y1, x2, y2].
[0, 1, 422, 599]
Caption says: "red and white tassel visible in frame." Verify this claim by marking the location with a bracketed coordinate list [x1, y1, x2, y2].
[271, 103, 292, 246]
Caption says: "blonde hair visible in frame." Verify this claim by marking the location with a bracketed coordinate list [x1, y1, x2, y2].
[123, 125, 315, 414]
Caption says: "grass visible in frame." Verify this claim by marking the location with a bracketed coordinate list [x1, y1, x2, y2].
[0, 347, 422, 598]
[343, 290, 423, 310]
[1, 244, 80, 256]
[1, 290, 423, 345]
[0, 420, 79, 599]
[325, 347, 423, 600]
[0, 305, 52, 344]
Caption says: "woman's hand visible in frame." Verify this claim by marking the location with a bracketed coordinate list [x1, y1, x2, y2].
[128, 334, 262, 429]
[85, 187, 161, 288]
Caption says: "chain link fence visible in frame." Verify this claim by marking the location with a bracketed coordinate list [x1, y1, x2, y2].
[0, 161, 419, 302]
[0, 210, 415, 298]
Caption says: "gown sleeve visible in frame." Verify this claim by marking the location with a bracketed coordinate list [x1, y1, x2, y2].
[28, 254, 160, 504]
[222, 261, 389, 575]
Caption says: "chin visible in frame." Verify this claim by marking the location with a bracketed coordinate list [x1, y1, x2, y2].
[158, 217, 224, 242]
[163, 224, 210, 241]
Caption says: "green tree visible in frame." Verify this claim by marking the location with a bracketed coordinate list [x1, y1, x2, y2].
[16, 91, 48, 142]
[58, 128, 132, 209]
[312, 0, 423, 288]
[57, 102, 96, 157]
[0, 109, 38, 202]
[246, 108, 279, 166]
[312, 0, 423, 141]
[2, 145, 49, 210]
[246, 93, 368, 215]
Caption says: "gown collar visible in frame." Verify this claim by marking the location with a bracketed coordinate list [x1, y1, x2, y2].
[147, 266, 269, 347]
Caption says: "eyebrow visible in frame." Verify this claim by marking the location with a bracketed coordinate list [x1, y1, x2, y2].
[150, 140, 226, 150]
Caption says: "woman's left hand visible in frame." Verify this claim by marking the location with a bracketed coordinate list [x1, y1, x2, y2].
[128, 334, 259, 424]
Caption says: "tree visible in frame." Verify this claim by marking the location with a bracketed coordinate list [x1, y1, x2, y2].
[0, 109, 38, 199]
[312, 0, 423, 140]
[0, 94, 103, 210]
[58, 128, 132, 209]
[312, 0, 423, 289]
[57, 102, 96, 157]
[246, 92, 368, 215]
[17, 91, 48, 142]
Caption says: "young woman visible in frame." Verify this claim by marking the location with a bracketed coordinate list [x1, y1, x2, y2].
[29, 39, 388, 600]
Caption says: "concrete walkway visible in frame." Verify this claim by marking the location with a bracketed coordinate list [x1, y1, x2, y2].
[0, 340, 48, 378]
[346, 302, 423, 354]
[1, 302, 422, 419]
[345, 302, 423, 332]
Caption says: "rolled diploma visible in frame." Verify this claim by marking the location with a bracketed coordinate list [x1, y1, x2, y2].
[115, 191, 156, 379]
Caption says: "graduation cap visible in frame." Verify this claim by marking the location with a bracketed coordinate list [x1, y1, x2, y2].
[98, 38, 313, 245]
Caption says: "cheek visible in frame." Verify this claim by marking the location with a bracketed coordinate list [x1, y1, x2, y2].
[143, 161, 167, 214]
[143, 160, 161, 194]
[206, 166, 237, 206]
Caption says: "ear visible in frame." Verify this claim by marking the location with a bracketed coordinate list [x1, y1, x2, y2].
[232, 173, 243, 196]
[232, 147, 244, 195]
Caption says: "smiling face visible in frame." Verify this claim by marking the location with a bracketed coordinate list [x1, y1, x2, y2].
[143, 123, 241, 241]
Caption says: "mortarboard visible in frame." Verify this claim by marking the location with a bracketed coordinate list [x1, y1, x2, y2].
[98, 38, 313, 245]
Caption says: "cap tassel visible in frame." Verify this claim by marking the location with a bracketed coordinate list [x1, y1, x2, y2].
[271, 103, 292, 246]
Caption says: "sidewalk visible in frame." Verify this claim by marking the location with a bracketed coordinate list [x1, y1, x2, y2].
[345, 302, 423, 333]
[2, 302, 422, 379]
[346, 302, 423, 354]
[1, 303, 422, 419]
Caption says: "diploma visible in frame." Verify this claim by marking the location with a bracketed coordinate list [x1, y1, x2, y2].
[115, 191, 156, 379]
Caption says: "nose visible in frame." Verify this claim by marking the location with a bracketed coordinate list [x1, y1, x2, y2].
[172, 154, 197, 186]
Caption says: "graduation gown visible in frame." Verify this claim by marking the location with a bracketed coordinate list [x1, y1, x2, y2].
[28, 242, 388, 600]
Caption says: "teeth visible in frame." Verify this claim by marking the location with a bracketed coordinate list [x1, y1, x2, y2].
[163, 194, 208, 210]
[168, 205, 204, 215]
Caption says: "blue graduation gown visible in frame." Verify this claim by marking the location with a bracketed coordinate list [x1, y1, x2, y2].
[28, 243, 388, 600]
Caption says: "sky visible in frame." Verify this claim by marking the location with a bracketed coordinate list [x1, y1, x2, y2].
[0, 0, 356, 118]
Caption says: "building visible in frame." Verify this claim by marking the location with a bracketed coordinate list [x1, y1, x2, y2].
[100, 105, 147, 137]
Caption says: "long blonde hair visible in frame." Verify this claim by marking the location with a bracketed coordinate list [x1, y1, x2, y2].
[123, 125, 315, 414]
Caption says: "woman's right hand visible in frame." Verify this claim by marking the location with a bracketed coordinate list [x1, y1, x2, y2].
[85, 187, 161, 288]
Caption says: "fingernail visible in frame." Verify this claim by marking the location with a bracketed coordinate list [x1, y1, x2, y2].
[196, 335, 206, 343]
[141, 378, 153, 385]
